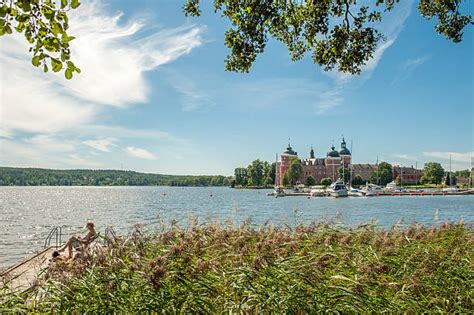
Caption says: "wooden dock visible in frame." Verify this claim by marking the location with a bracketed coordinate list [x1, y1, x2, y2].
[1, 246, 57, 292]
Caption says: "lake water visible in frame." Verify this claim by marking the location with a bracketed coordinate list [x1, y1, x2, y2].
[0, 186, 473, 267]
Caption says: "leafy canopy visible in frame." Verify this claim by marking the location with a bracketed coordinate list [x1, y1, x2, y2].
[0, 0, 81, 78]
[184, 0, 473, 74]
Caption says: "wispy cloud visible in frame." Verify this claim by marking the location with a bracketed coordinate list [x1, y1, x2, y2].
[423, 151, 474, 163]
[167, 73, 214, 112]
[391, 55, 431, 85]
[391, 153, 418, 161]
[0, 1, 203, 168]
[125, 147, 157, 160]
[83, 138, 118, 152]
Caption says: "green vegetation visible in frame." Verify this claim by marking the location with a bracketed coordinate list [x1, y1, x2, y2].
[3, 1, 471, 77]
[370, 161, 393, 186]
[0, 167, 232, 187]
[0, 0, 81, 78]
[421, 162, 445, 185]
[288, 157, 303, 185]
[234, 160, 275, 188]
[351, 174, 364, 186]
[183, 0, 472, 74]
[320, 177, 332, 187]
[2, 222, 472, 312]
[305, 175, 316, 186]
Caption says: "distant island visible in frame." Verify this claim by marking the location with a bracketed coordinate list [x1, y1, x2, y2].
[0, 167, 233, 187]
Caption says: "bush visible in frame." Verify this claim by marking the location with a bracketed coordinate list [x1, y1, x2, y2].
[2, 222, 472, 313]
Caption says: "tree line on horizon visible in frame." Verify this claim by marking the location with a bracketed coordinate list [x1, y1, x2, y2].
[0, 167, 233, 187]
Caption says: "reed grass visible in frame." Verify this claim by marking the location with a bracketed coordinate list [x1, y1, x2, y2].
[1, 221, 473, 313]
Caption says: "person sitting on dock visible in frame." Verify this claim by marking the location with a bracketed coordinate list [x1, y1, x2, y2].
[51, 251, 69, 263]
[58, 221, 96, 259]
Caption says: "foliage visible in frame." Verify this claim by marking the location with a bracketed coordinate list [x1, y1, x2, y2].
[2, 222, 472, 313]
[282, 172, 290, 186]
[454, 169, 470, 178]
[247, 159, 266, 186]
[305, 175, 316, 186]
[288, 157, 303, 185]
[370, 161, 393, 186]
[234, 167, 248, 186]
[320, 177, 332, 187]
[183, 0, 473, 74]
[0, 167, 232, 187]
[338, 166, 350, 183]
[0, 0, 81, 78]
[444, 172, 457, 186]
[421, 162, 445, 184]
[351, 174, 364, 186]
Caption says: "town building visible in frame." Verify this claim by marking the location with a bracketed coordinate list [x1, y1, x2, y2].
[277, 138, 422, 186]
[392, 166, 422, 185]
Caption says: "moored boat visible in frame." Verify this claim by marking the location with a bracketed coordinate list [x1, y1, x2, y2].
[327, 181, 348, 197]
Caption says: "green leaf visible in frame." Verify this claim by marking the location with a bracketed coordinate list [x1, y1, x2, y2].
[71, 0, 80, 9]
[65, 68, 73, 79]
[51, 58, 63, 72]
[61, 0, 68, 9]
[43, 64, 49, 72]
[32, 56, 40, 67]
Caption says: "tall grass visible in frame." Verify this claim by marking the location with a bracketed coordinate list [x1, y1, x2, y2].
[1, 221, 473, 313]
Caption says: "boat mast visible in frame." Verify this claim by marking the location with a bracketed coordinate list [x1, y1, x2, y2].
[376, 155, 379, 185]
[350, 139, 353, 186]
[449, 154, 452, 188]
[400, 163, 403, 188]
[275, 153, 278, 188]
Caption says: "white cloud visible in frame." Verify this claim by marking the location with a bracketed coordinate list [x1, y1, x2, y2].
[125, 147, 157, 160]
[83, 138, 117, 152]
[0, 1, 204, 168]
[391, 153, 418, 161]
[423, 151, 474, 163]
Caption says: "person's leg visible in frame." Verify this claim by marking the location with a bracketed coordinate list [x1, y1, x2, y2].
[58, 236, 77, 252]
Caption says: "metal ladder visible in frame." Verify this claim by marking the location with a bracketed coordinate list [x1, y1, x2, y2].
[43, 226, 62, 248]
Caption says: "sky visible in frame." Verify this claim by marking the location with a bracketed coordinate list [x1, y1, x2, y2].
[0, 0, 472, 175]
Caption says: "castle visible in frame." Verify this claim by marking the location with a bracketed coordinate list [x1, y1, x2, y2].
[277, 138, 422, 185]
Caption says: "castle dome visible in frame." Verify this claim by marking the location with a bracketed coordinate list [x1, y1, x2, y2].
[327, 146, 340, 158]
[339, 137, 351, 155]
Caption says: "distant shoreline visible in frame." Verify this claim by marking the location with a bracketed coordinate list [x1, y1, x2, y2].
[0, 166, 232, 187]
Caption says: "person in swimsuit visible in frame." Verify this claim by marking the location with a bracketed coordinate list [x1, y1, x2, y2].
[58, 221, 96, 258]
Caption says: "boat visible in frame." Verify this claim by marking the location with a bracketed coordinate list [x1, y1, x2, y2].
[310, 186, 327, 197]
[327, 180, 348, 197]
[348, 186, 364, 197]
[384, 181, 398, 191]
[360, 183, 382, 196]
[273, 186, 286, 197]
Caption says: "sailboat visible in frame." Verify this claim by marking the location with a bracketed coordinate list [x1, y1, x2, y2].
[272, 153, 286, 197]
[443, 155, 457, 193]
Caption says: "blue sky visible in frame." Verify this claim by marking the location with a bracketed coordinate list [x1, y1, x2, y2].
[0, 0, 472, 175]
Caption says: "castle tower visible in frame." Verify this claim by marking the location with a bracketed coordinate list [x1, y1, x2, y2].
[339, 137, 351, 165]
[278, 142, 298, 186]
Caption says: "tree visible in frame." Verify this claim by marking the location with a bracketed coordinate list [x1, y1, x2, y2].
[421, 162, 445, 184]
[234, 167, 248, 186]
[444, 172, 457, 186]
[305, 175, 316, 186]
[338, 166, 350, 184]
[183, 0, 472, 74]
[395, 175, 401, 186]
[288, 158, 303, 185]
[247, 159, 266, 186]
[320, 177, 332, 187]
[0, 0, 82, 78]
[369, 162, 393, 186]
[282, 172, 290, 186]
[351, 174, 364, 186]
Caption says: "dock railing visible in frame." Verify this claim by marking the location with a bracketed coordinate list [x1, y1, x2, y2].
[43, 226, 62, 249]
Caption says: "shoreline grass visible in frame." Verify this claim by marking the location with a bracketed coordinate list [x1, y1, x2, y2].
[1, 221, 473, 313]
